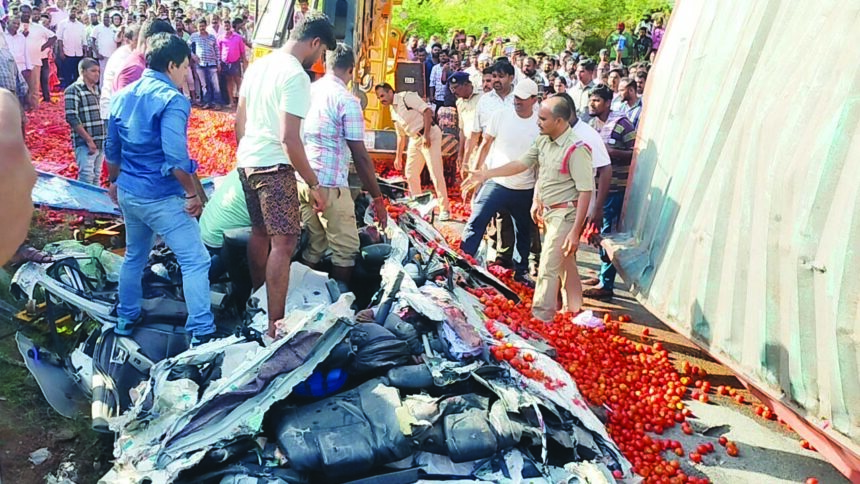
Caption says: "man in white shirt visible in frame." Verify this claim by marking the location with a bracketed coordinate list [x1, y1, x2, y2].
[91, 11, 119, 83]
[49, 0, 70, 29]
[460, 79, 541, 287]
[570, 58, 596, 122]
[21, 5, 56, 106]
[447, 71, 481, 177]
[57, 6, 86, 88]
[37, 12, 56, 103]
[99, 23, 137, 119]
[4, 17, 32, 108]
[234, 11, 336, 339]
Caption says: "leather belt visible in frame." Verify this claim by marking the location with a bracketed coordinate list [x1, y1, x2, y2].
[544, 200, 578, 210]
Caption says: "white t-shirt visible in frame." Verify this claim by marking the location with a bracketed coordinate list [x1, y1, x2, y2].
[99, 44, 132, 118]
[484, 106, 539, 190]
[91, 24, 118, 59]
[58, 20, 86, 56]
[572, 119, 611, 174]
[236, 50, 311, 169]
[472, 88, 514, 134]
[24, 22, 55, 61]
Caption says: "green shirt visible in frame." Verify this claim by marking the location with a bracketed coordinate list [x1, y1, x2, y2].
[606, 31, 634, 62]
[521, 127, 594, 206]
[199, 170, 252, 248]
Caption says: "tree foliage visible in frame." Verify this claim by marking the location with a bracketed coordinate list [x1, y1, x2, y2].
[393, 0, 672, 55]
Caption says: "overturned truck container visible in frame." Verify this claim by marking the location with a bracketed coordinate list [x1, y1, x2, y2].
[603, 0, 860, 480]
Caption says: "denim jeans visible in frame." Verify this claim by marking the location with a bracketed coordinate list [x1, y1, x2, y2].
[196, 65, 222, 105]
[461, 181, 534, 273]
[74, 145, 104, 185]
[598, 191, 625, 290]
[117, 189, 215, 337]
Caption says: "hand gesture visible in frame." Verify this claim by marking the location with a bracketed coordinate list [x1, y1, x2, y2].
[562, 229, 580, 257]
[530, 200, 544, 226]
[185, 195, 203, 217]
[87, 140, 98, 155]
[461, 168, 486, 200]
[108, 183, 118, 206]
[423, 132, 432, 148]
[310, 186, 327, 213]
[393, 152, 404, 171]
[372, 197, 388, 230]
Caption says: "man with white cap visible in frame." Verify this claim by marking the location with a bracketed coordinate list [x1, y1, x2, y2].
[460, 78, 541, 287]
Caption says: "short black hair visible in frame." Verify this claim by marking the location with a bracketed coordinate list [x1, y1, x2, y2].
[608, 67, 625, 78]
[431, 43, 442, 50]
[146, 32, 190, 72]
[589, 83, 614, 101]
[547, 95, 573, 121]
[290, 11, 336, 50]
[326, 42, 355, 71]
[490, 61, 514, 77]
[481, 66, 494, 75]
[619, 77, 637, 90]
[142, 18, 174, 39]
[578, 59, 596, 71]
[78, 57, 99, 73]
[554, 75, 567, 86]
[374, 82, 394, 92]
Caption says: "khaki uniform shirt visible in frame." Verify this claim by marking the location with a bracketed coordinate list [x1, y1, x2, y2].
[521, 127, 595, 206]
[456, 91, 482, 139]
[391, 91, 431, 138]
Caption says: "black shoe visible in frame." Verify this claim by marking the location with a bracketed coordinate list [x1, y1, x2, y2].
[493, 258, 515, 269]
[189, 328, 233, 348]
[513, 271, 535, 289]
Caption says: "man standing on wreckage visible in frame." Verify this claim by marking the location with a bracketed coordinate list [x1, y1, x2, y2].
[105, 33, 220, 346]
[234, 12, 337, 340]
[463, 94, 594, 321]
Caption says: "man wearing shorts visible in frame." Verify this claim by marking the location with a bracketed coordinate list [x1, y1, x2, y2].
[235, 12, 336, 339]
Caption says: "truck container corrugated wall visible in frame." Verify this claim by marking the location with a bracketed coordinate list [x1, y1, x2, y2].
[603, 0, 860, 479]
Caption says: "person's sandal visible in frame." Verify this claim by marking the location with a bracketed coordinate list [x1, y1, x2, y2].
[583, 287, 615, 300]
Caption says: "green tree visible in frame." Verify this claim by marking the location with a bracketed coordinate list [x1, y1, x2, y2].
[394, 0, 672, 55]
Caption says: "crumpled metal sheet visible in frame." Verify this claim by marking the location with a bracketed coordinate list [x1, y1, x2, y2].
[99, 295, 355, 483]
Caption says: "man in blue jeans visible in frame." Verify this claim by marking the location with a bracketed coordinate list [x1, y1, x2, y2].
[63, 58, 104, 185]
[105, 33, 217, 345]
[460, 78, 541, 287]
[583, 83, 636, 300]
[189, 18, 221, 109]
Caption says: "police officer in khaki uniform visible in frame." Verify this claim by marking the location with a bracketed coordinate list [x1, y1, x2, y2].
[375, 83, 451, 220]
[463, 95, 594, 321]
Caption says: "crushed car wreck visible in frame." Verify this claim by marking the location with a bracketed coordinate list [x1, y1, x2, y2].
[9, 195, 632, 483]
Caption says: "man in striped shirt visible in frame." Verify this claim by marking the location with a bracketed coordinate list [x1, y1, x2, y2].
[189, 18, 221, 108]
[616, 77, 643, 129]
[584, 83, 636, 301]
[299, 43, 386, 291]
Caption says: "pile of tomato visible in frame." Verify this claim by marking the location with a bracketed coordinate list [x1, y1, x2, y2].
[25, 103, 235, 180]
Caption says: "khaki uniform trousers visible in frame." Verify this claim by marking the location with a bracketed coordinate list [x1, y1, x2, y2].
[405, 125, 449, 210]
[532, 207, 582, 321]
[297, 184, 360, 268]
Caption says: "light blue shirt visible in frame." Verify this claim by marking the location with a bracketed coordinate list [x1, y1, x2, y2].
[105, 69, 196, 200]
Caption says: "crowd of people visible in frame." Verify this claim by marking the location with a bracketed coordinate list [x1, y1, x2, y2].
[392, 14, 663, 315]
[0, 0, 667, 339]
